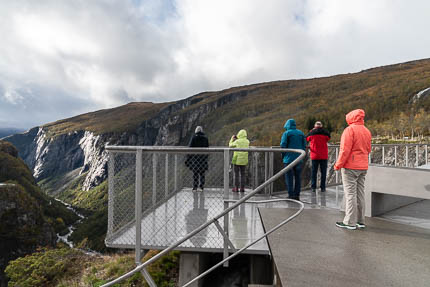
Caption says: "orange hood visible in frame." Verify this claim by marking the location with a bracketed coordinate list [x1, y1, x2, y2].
[346, 109, 365, 125]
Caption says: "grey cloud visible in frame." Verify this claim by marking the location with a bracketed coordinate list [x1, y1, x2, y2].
[1, 0, 430, 129]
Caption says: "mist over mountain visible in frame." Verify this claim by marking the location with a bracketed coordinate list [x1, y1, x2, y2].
[4, 58, 430, 251]
[0, 128, 25, 139]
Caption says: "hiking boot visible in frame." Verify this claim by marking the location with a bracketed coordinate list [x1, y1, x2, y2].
[356, 222, 366, 229]
[336, 222, 356, 230]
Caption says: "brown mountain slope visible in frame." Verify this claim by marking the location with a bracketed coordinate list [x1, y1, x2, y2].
[41, 58, 430, 144]
[43, 101, 169, 137]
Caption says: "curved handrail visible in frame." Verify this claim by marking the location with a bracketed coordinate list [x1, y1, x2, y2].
[101, 147, 305, 287]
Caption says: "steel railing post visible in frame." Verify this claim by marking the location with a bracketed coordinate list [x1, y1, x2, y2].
[416, 145, 419, 167]
[264, 152, 268, 194]
[223, 149, 230, 267]
[165, 154, 169, 197]
[394, 146, 398, 166]
[368, 149, 371, 164]
[382, 146, 385, 166]
[335, 147, 339, 184]
[426, 145, 428, 165]
[406, 146, 409, 167]
[107, 152, 115, 238]
[135, 149, 143, 265]
[152, 153, 157, 205]
[269, 149, 274, 195]
[174, 154, 178, 191]
[255, 153, 259, 191]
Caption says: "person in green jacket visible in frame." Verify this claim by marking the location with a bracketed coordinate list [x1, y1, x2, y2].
[229, 129, 250, 192]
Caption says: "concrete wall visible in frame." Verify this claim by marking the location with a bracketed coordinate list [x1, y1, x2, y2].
[178, 252, 273, 286]
[365, 165, 430, 216]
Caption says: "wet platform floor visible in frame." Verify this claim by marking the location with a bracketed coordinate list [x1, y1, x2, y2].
[260, 207, 430, 287]
[107, 188, 297, 254]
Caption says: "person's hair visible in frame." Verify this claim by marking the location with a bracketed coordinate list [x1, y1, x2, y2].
[314, 121, 322, 128]
[195, 126, 203, 133]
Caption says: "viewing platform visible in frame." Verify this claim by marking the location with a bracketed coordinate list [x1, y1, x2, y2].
[103, 144, 430, 287]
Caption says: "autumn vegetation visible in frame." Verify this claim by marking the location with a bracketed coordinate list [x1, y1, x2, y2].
[42, 58, 430, 145]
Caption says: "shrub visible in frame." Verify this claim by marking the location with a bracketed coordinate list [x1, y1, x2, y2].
[5, 247, 86, 287]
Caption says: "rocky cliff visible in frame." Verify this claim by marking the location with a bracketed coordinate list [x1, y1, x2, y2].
[6, 89, 248, 193]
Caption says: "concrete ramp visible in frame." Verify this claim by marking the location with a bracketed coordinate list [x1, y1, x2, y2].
[259, 208, 430, 287]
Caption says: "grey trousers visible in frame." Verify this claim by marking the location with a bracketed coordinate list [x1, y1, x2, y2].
[341, 168, 367, 225]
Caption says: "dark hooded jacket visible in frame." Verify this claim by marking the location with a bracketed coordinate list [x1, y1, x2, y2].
[280, 119, 306, 164]
[186, 131, 209, 172]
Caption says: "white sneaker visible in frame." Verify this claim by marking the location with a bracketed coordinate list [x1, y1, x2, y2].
[356, 222, 366, 229]
[197, 187, 204, 192]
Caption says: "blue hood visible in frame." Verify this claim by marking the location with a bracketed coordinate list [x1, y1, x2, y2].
[284, 119, 296, 130]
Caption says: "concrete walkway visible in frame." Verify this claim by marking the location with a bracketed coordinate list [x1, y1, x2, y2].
[259, 208, 430, 287]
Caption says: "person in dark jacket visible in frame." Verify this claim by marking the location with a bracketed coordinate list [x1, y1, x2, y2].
[186, 126, 209, 192]
[280, 119, 306, 200]
[306, 121, 331, 192]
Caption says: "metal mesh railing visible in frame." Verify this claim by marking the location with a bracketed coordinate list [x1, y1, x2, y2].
[106, 144, 430, 247]
[265, 144, 430, 195]
[103, 145, 305, 287]
[368, 144, 429, 168]
[105, 147, 287, 251]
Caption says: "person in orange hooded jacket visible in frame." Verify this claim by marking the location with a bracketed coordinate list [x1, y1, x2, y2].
[334, 109, 372, 230]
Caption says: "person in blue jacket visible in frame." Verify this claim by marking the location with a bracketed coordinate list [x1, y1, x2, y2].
[280, 119, 306, 200]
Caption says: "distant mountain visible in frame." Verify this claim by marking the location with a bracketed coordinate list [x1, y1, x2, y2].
[0, 128, 25, 139]
[5, 58, 430, 251]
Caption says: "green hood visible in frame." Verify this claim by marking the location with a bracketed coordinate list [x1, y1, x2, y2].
[237, 129, 247, 139]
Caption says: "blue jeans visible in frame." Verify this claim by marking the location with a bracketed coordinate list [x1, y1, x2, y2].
[311, 159, 328, 190]
[284, 162, 302, 198]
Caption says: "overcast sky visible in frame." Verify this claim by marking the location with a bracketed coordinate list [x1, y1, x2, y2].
[1, 0, 430, 129]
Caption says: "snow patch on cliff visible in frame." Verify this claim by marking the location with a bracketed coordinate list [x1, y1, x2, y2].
[79, 131, 108, 190]
[412, 87, 430, 103]
[33, 128, 49, 178]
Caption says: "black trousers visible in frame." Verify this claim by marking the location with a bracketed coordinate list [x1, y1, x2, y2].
[193, 170, 206, 189]
[311, 159, 327, 190]
[233, 164, 246, 189]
